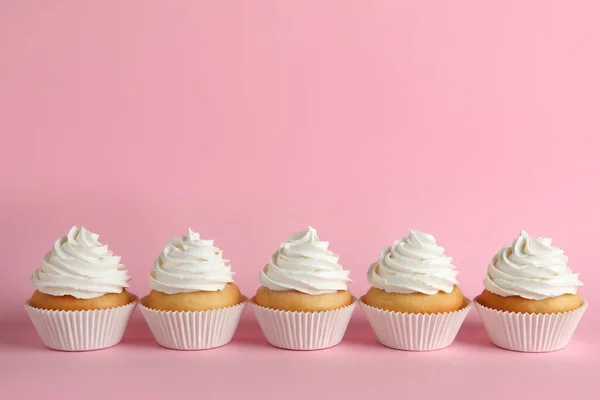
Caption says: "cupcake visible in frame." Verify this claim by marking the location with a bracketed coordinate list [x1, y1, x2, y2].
[360, 229, 471, 351]
[475, 230, 586, 352]
[26, 226, 137, 351]
[139, 228, 247, 350]
[251, 226, 356, 350]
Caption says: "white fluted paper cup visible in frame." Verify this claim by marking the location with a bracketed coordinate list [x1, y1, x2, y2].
[139, 297, 247, 350]
[25, 298, 138, 351]
[474, 298, 587, 352]
[251, 298, 357, 350]
[360, 297, 472, 351]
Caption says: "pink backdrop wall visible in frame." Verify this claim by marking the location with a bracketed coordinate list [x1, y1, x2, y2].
[1, 1, 599, 398]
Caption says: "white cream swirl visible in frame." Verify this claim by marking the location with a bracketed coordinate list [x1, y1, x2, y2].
[259, 226, 351, 295]
[367, 230, 459, 295]
[484, 230, 582, 300]
[148, 228, 234, 294]
[31, 226, 130, 299]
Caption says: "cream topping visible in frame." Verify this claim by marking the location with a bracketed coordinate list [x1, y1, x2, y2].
[31, 226, 130, 299]
[260, 226, 351, 295]
[484, 230, 582, 300]
[148, 228, 234, 294]
[368, 230, 459, 295]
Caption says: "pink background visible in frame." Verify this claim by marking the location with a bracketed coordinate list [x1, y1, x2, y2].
[1, 1, 599, 399]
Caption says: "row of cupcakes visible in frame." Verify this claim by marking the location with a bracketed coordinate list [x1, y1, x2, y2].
[26, 226, 586, 352]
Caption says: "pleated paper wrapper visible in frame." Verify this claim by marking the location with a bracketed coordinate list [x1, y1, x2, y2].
[474, 299, 587, 352]
[25, 299, 137, 351]
[251, 298, 357, 350]
[360, 298, 472, 351]
[139, 298, 247, 350]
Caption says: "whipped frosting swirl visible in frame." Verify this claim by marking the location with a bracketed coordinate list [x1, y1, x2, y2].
[367, 230, 459, 295]
[148, 228, 234, 294]
[31, 226, 130, 299]
[259, 226, 351, 295]
[484, 230, 582, 300]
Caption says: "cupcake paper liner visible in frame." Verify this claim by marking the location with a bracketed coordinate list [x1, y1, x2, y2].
[250, 298, 358, 350]
[360, 298, 472, 351]
[25, 298, 138, 351]
[139, 298, 247, 350]
[474, 299, 587, 352]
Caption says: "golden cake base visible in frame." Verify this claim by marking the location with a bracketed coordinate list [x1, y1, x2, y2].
[362, 285, 464, 313]
[29, 289, 134, 311]
[476, 289, 583, 314]
[254, 286, 353, 312]
[146, 282, 242, 312]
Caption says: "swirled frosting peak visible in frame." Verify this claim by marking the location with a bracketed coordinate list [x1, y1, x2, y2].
[31, 226, 130, 299]
[367, 229, 459, 295]
[148, 228, 234, 294]
[484, 230, 582, 300]
[259, 226, 351, 295]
